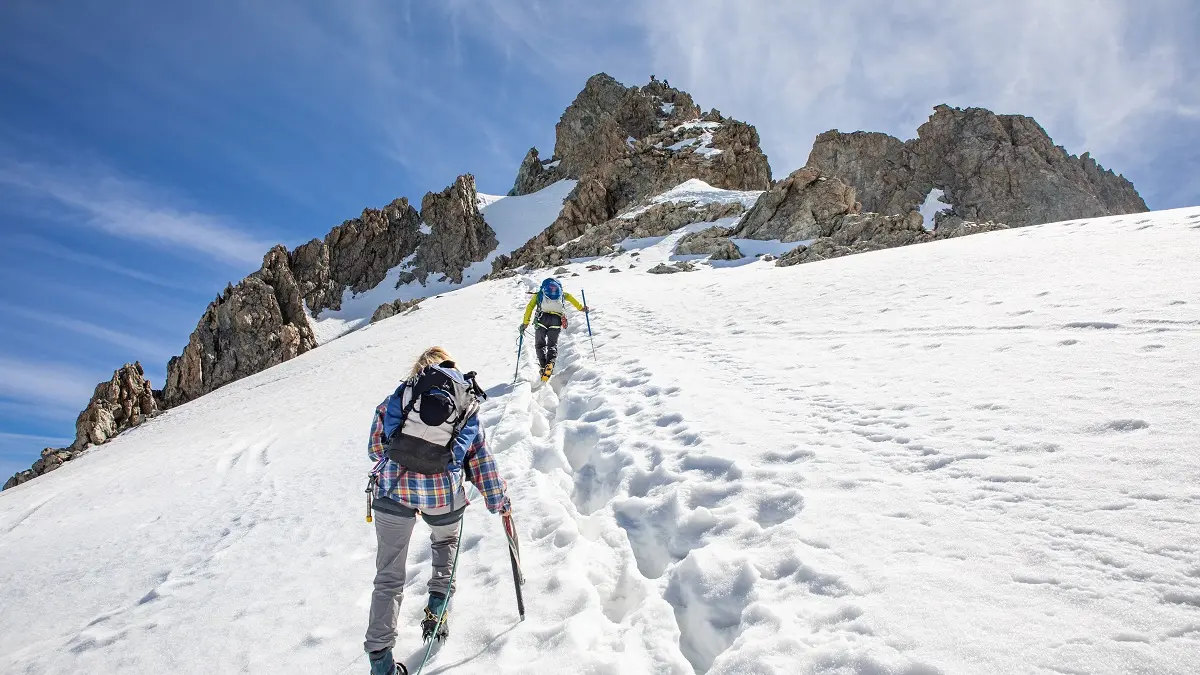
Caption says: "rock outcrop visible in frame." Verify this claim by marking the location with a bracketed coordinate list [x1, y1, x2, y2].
[370, 298, 423, 324]
[4, 362, 159, 490]
[675, 226, 743, 260]
[776, 213, 1008, 267]
[161, 246, 318, 408]
[290, 198, 423, 315]
[734, 167, 858, 242]
[807, 105, 1148, 228]
[647, 261, 697, 274]
[643, 166, 1010, 269]
[510, 148, 564, 196]
[74, 362, 159, 449]
[413, 174, 498, 285]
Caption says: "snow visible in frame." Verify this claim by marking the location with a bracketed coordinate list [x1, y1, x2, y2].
[660, 121, 723, 160]
[419, 222, 433, 236]
[726, 237, 809, 263]
[672, 121, 721, 133]
[920, 188, 948, 230]
[660, 103, 675, 115]
[666, 137, 700, 152]
[307, 180, 576, 341]
[544, 159, 561, 169]
[475, 192, 505, 210]
[3, 207, 1200, 674]
[619, 178, 762, 220]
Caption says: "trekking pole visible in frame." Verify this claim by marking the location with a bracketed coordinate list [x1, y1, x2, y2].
[581, 289, 597, 361]
[502, 513, 526, 621]
[513, 328, 525, 383]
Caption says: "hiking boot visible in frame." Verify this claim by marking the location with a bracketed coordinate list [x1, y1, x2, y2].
[368, 649, 409, 675]
[421, 607, 449, 643]
[421, 594, 450, 643]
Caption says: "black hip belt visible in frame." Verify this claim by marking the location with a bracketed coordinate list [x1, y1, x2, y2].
[536, 312, 565, 328]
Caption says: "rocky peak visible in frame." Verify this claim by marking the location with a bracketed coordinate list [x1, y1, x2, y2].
[160, 245, 317, 408]
[554, 73, 703, 179]
[413, 174, 498, 285]
[510, 148, 562, 196]
[496, 75, 772, 275]
[807, 105, 1148, 228]
[4, 362, 159, 490]
[75, 361, 160, 450]
[291, 198, 422, 315]
[510, 73, 706, 196]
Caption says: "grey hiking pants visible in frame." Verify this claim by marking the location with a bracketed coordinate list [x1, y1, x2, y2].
[363, 507, 462, 653]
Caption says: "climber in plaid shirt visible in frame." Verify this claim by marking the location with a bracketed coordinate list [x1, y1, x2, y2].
[363, 347, 511, 675]
[367, 397, 510, 513]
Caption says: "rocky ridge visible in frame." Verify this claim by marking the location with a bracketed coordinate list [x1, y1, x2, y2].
[5, 80, 1151, 491]
[370, 297, 424, 324]
[4, 363, 159, 490]
[807, 105, 1147, 228]
[5, 173, 504, 488]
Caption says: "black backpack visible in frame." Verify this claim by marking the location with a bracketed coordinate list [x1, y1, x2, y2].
[383, 363, 486, 474]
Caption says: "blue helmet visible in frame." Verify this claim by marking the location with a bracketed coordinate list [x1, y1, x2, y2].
[540, 278, 563, 300]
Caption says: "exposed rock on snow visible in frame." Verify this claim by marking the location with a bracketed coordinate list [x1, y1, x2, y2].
[162, 246, 318, 408]
[675, 226, 744, 260]
[777, 213, 1008, 267]
[291, 198, 423, 315]
[807, 104, 1148, 227]
[75, 362, 160, 449]
[648, 261, 697, 274]
[510, 148, 565, 196]
[4, 362, 159, 490]
[495, 198, 749, 271]
[734, 167, 859, 242]
[413, 174, 499, 285]
[3, 448, 72, 489]
[370, 297, 423, 323]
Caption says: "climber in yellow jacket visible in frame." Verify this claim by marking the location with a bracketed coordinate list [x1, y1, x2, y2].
[520, 278, 588, 380]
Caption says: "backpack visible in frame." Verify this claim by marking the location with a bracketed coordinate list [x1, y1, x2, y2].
[538, 278, 567, 316]
[383, 363, 486, 474]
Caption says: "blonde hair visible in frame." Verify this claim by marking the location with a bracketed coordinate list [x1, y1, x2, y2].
[409, 346, 453, 378]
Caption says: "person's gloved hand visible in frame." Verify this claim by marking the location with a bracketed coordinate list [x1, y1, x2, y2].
[519, 323, 528, 332]
[499, 497, 512, 516]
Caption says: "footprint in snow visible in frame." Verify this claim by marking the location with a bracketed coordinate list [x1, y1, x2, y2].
[1086, 419, 1150, 433]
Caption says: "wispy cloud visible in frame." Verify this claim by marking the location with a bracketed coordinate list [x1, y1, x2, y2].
[0, 158, 270, 267]
[432, 0, 1197, 207]
[7, 233, 200, 293]
[0, 431, 73, 446]
[0, 356, 95, 411]
[0, 301, 176, 362]
[629, 0, 1197, 174]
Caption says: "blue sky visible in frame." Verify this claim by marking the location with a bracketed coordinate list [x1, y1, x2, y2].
[1, 0, 1197, 479]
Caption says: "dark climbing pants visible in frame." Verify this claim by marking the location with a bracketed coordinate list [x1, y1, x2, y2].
[534, 314, 563, 367]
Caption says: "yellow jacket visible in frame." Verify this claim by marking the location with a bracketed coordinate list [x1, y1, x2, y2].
[523, 291, 584, 324]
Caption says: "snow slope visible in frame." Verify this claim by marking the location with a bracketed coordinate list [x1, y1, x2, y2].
[308, 179, 577, 342]
[2, 208, 1199, 675]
